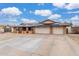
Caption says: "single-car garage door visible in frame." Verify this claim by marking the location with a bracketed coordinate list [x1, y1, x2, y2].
[53, 27, 64, 34]
[35, 26, 50, 34]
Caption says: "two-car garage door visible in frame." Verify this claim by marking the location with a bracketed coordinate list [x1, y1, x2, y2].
[35, 27, 50, 34]
[35, 27, 65, 34]
[53, 27, 64, 34]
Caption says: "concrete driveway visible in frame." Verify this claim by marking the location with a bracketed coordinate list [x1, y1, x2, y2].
[0, 33, 79, 56]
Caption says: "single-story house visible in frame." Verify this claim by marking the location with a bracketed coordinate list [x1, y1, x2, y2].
[10, 19, 70, 34]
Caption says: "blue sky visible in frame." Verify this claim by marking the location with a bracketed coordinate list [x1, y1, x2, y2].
[0, 3, 79, 25]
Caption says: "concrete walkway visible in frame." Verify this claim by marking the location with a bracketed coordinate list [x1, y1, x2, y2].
[0, 33, 79, 56]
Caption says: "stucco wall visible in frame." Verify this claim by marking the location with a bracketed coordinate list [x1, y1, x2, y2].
[67, 27, 72, 34]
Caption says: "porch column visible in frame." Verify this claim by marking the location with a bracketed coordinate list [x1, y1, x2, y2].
[22, 27, 24, 34]
[20, 27, 22, 34]
[32, 27, 35, 34]
[16, 27, 19, 34]
[63, 26, 66, 34]
[50, 26, 52, 34]
[26, 27, 28, 34]
[24, 27, 26, 34]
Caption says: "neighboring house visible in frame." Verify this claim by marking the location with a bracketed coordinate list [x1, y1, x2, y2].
[0, 25, 5, 33]
[71, 27, 79, 34]
[4, 25, 11, 32]
[71, 18, 79, 34]
[71, 23, 79, 34]
[10, 19, 70, 34]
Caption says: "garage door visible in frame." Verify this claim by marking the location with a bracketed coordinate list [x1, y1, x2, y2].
[35, 27, 50, 34]
[53, 27, 64, 34]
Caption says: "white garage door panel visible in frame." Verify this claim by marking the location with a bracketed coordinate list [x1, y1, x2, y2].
[35, 27, 49, 34]
[53, 27, 64, 34]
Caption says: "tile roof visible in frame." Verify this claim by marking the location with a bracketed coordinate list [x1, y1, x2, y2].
[8, 19, 70, 27]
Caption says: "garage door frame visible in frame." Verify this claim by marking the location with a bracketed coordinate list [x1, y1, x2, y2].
[52, 27, 65, 34]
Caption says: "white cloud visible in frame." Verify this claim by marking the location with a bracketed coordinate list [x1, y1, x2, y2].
[29, 10, 33, 14]
[0, 7, 22, 16]
[8, 19, 17, 22]
[34, 10, 52, 16]
[23, 8, 26, 12]
[21, 18, 38, 23]
[52, 3, 79, 10]
[52, 3, 66, 8]
[65, 3, 79, 10]
[67, 11, 79, 14]
[71, 15, 79, 21]
[37, 3, 45, 6]
[70, 15, 79, 27]
[48, 14, 61, 20]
